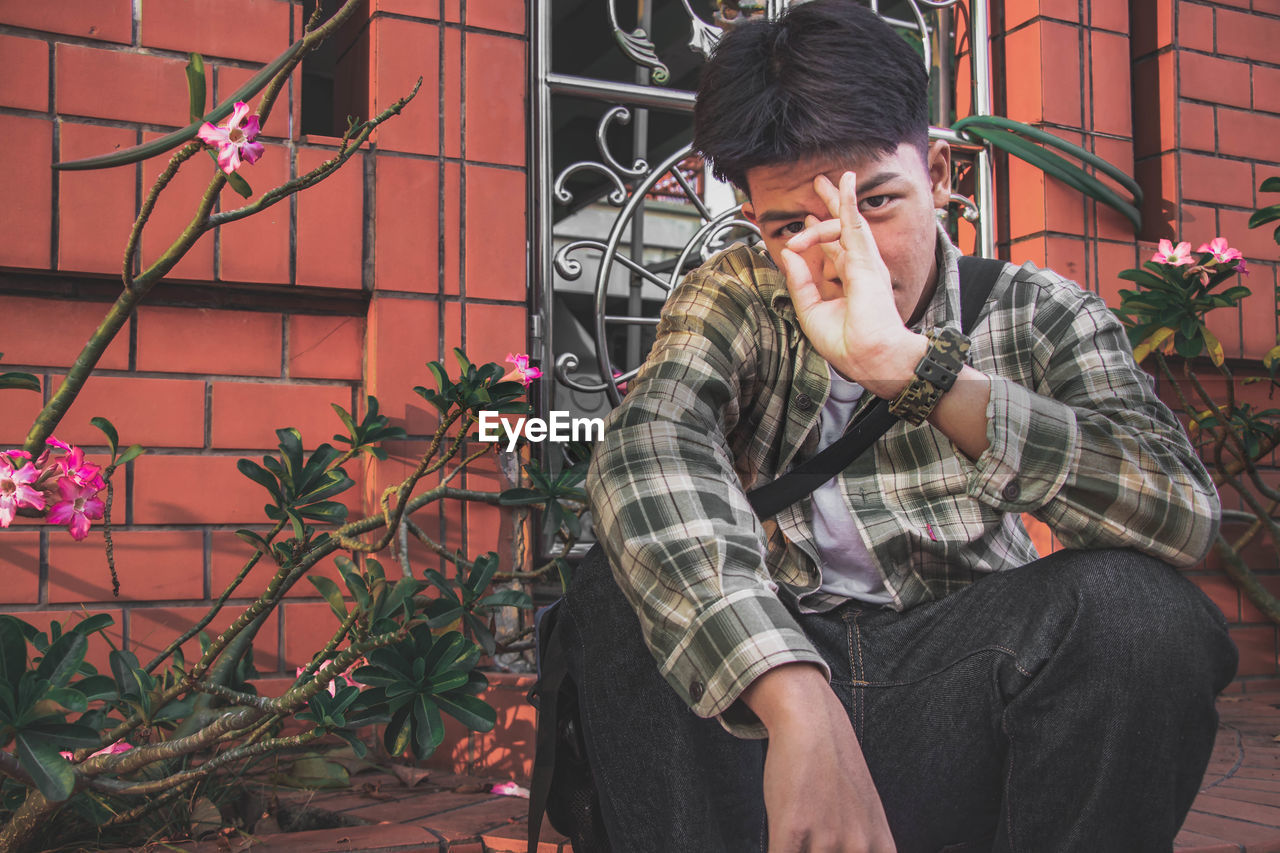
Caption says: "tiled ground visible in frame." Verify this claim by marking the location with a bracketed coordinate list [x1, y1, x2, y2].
[113, 694, 1280, 852]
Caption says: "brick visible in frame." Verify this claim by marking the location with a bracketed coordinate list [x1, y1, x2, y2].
[1039, 22, 1083, 127]
[1215, 6, 1280, 62]
[444, 26, 462, 159]
[287, 314, 365, 380]
[218, 140, 292, 285]
[48, 374, 206, 450]
[211, 381, 354, 449]
[1044, 235, 1087, 284]
[141, 0, 291, 63]
[1043, 161, 1088, 235]
[1222, 207, 1280, 262]
[0, 34, 49, 111]
[0, 531, 41, 604]
[295, 146, 364, 289]
[0, 385, 44, 447]
[372, 0, 440, 16]
[0, 114, 53, 269]
[57, 122, 138, 276]
[1257, 65, 1280, 115]
[1179, 52, 1252, 109]
[464, 303, 529, 383]
[139, 131, 215, 284]
[366, 295, 440, 434]
[1130, 0, 1173, 56]
[135, 305, 282, 377]
[1132, 53, 1173, 155]
[1089, 31, 1132, 136]
[374, 155, 440, 293]
[370, 17, 440, 155]
[129, 603, 280, 672]
[132, 454, 268, 524]
[467, 0, 525, 34]
[1090, 0, 1129, 32]
[1094, 241, 1139, 306]
[48, 529, 204, 603]
[444, 161, 463, 294]
[280, 600, 346, 668]
[1181, 152, 1254, 207]
[56, 44, 188, 127]
[464, 166, 526, 301]
[0, 0, 132, 44]
[444, 0, 461, 24]
[1179, 101, 1216, 153]
[209, 529, 347, 601]
[1215, 107, 1280, 162]
[1002, 24, 1045, 123]
[465, 32, 525, 167]
[1135, 152, 1177, 239]
[1177, 1, 1215, 52]
[17, 608, 124, 671]
[0, 295, 129, 372]
[1231, 625, 1279, 676]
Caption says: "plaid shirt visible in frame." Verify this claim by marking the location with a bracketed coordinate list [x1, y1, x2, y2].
[585, 228, 1220, 737]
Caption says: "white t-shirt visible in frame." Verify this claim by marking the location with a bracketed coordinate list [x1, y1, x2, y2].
[811, 363, 894, 605]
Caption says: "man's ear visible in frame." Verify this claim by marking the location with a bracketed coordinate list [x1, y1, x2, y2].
[927, 139, 952, 208]
[741, 200, 758, 226]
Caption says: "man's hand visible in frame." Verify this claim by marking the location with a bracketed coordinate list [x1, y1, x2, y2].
[742, 663, 897, 852]
[777, 172, 926, 400]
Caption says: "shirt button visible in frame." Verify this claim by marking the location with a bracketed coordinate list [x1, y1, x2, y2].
[689, 680, 705, 703]
[1002, 480, 1022, 501]
[796, 393, 813, 411]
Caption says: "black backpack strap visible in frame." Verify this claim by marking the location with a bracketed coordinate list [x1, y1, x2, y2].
[745, 255, 1008, 518]
[527, 600, 567, 852]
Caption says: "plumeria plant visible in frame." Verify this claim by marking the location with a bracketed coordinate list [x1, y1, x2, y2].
[1114, 227, 1280, 625]
[0, 2, 586, 850]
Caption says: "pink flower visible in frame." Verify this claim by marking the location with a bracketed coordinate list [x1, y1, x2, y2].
[1152, 239, 1193, 266]
[45, 436, 73, 453]
[61, 740, 132, 762]
[0, 460, 45, 528]
[47, 477, 105, 541]
[503, 353, 542, 387]
[490, 780, 530, 798]
[1197, 237, 1247, 273]
[197, 101, 265, 175]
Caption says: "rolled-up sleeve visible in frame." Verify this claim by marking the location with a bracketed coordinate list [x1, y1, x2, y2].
[586, 261, 828, 738]
[964, 268, 1219, 565]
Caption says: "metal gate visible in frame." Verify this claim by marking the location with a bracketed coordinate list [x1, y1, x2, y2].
[528, 0, 996, 556]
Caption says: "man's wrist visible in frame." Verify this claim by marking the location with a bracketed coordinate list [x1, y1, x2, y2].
[845, 332, 928, 401]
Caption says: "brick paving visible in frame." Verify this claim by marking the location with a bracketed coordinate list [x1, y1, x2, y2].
[110, 694, 1280, 852]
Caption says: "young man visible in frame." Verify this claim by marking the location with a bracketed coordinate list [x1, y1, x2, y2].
[566, 2, 1238, 850]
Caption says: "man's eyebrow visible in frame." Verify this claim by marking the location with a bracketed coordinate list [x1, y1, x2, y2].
[755, 172, 904, 223]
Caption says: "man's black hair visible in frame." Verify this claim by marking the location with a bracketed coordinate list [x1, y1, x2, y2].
[693, 0, 930, 193]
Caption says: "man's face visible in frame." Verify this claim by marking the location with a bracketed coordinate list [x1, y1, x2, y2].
[741, 140, 952, 323]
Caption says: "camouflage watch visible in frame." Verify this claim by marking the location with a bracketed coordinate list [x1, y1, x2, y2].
[887, 326, 971, 426]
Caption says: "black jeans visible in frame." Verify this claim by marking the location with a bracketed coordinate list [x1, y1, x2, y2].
[561, 547, 1238, 852]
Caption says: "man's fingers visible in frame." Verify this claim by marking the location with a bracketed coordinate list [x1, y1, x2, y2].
[839, 171, 873, 250]
[785, 216, 841, 252]
[814, 174, 841, 219]
[778, 247, 822, 314]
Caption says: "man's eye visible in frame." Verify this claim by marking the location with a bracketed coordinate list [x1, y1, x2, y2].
[860, 195, 891, 211]
[778, 221, 806, 237]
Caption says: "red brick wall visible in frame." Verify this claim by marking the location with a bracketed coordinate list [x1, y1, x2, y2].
[992, 0, 1280, 686]
[0, 0, 530, 701]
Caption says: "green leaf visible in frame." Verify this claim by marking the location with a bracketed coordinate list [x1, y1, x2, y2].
[308, 575, 348, 621]
[223, 161, 253, 198]
[1261, 176, 1280, 193]
[434, 691, 496, 733]
[1247, 202, 1280, 229]
[0, 616, 28, 692]
[185, 53, 207, 125]
[478, 588, 533, 610]
[235, 529, 270, 553]
[273, 755, 350, 789]
[0, 372, 40, 392]
[116, 445, 146, 466]
[44, 686, 88, 714]
[35, 631, 87, 688]
[237, 459, 282, 501]
[15, 734, 76, 802]
[89, 417, 120, 459]
[56, 38, 307, 171]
